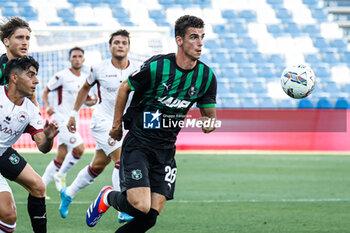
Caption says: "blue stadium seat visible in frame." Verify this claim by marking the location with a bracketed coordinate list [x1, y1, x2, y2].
[258, 66, 277, 78]
[313, 37, 330, 51]
[284, 23, 304, 36]
[217, 82, 232, 95]
[231, 82, 247, 93]
[302, 0, 320, 9]
[249, 52, 267, 64]
[205, 39, 221, 50]
[305, 53, 322, 66]
[267, 24, 286, 37]
[311, 9, 329, 22]
[322, 51, 340, 65]
[20, 6, 38, 19]
[259, 97, 277, 108]
[221, 9, 238, 20]
[221, 37, 239, 50]
[268, 54, 286, 65]
[250, 82, 266, 93]
[239, 37, 257, 51]
[330, 38, 348, 51]
[230, 22, 248, 35]
[316, 97, 333, 109]
[275, 8, 294, 23]
[241, 97, 259, 108]
[221, 96, 241, 108]
[148, 9, 166, 19]
[212, 52, 231, 64]
[213, 24, 231, 35]
[239, 67, 258, 78]
[231, 52, 249, 64]
[266, 0, 284, 8]
[278, 99, 297, 108]
[1, 6, 19, 17]
[239, 10, 256, 22]
[302, 24, 320, 37]
[341, 51, 350, 64]
[314, 65, 331, 79]
[335, 97, 349, 109]
[221, 67, 240, 79]
[298, 98, 314, 108]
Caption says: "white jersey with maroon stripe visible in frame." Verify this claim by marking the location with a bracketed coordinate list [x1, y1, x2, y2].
[0, 86, 43, 155]
[46, 68, 87, 125]
[87, 59, 139, 121]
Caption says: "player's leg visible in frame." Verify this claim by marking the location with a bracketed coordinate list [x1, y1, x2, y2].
[0, 148, 46, 233]
[41, 144, 66, 186]
[0, 174, 17, 233]
[59, 149, 111, 218]
[110, 148, 134, 223]
[15, 164, 47, 233]
[54, 143, 84, 191]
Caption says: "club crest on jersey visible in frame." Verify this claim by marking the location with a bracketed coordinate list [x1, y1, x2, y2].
[9, 154, 20, 165]
[157, 96, 191, 109]
[131, 169, 142, 180]
[17, 111, 28, 123]
[188, 86, 198, 97]
[69, 137, 77, 144]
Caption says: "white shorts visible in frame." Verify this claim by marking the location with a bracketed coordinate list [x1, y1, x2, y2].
[0, 173, 12, 194]
[90, 115, 125, 156]
[57, 122, 83, 149]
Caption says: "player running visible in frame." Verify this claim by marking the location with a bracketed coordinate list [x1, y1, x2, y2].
[0, 56, 59, 233]
[86, 15, 218, 232]
[60, 30, 137, 223]
[41, 47, 97, 192]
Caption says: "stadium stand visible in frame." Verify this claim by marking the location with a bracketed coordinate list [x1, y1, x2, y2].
[0, 0, 348, 110]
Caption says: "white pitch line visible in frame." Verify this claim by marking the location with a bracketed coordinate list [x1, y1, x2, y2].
[14, 198, 350, 205]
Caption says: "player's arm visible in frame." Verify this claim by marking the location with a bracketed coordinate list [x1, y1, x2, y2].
[199, 107, 217, 133]
[109, 79, 131, 141]
[67, 80, 92, 132]
[33, 120, 59, 153]
[84, 94, 98, 106]
[42, 87, 55, 115]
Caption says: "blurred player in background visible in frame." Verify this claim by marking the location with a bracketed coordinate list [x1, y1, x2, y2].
[60, 30, 138, 223]
[41, 47, 97, 193]
[0, 18, 55, 233]
[86, 15, 217, 232]
[0, 17, 38, 106]
[0, 56, 59, 233]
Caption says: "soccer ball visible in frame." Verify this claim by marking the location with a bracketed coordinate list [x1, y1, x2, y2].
[280, 64, 316, 99]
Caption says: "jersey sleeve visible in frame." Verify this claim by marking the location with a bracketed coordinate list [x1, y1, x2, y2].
[87, 66, 98, 86]
[197, 72, 217, 108]
[46, 74, 63, 91]
[24, 107, 44, 139]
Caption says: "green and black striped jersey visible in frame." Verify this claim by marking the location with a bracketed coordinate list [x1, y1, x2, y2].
[124, 53, 217, 149]
[0, 54, 9, 85]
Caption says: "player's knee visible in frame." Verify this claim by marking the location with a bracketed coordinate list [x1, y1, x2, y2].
[73, 144, 84, 155]
[29, 177, 46, 197]
[0, 207, 17, 225]
[130, 200, 151, 214]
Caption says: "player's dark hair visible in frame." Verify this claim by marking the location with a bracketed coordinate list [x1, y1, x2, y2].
[175, 15, 204, 38]
[69, 46, 85, 57]
[4, 56, 39, 83]
[109, 29, 130, 45]
[0, 17, 31, 43]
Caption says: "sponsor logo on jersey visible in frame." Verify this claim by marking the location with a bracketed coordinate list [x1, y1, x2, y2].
[0, 124, 20, 136]
[143, 110, 161, 129]
[157, 96, 191, 109]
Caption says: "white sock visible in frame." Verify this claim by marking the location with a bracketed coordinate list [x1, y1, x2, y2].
[0, 220, 16, 233]
[42, 159, 61, 185]
[112, 162, 121, 191]
[58, 151, 82, 176]
[66, 165, 99, 198]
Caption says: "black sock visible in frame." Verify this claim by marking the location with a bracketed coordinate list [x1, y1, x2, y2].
[107, 191, 145, 217]
[115, 208, 159, 233]
[27, 194, 47, 233]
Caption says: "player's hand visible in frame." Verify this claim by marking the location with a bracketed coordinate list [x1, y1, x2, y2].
[200, 116, 216, 134]
[43, 120, 59, 140]
[46, 106, 55, 116]
[109, 122, 123, 141]
[67, 117, 77, 133]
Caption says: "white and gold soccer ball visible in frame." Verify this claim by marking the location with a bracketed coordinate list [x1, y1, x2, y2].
[280, 64, 316, 99]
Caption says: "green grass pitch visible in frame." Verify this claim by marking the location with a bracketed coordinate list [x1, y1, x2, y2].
[9, 151, 350, 233]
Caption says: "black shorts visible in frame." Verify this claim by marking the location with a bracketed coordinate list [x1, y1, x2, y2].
[120, 133, 177, 200]
[0, 147, 27, 181]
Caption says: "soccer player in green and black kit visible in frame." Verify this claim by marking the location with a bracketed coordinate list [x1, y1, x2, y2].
[86, 15, 217, 232]
[0, 17, 48, 233]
